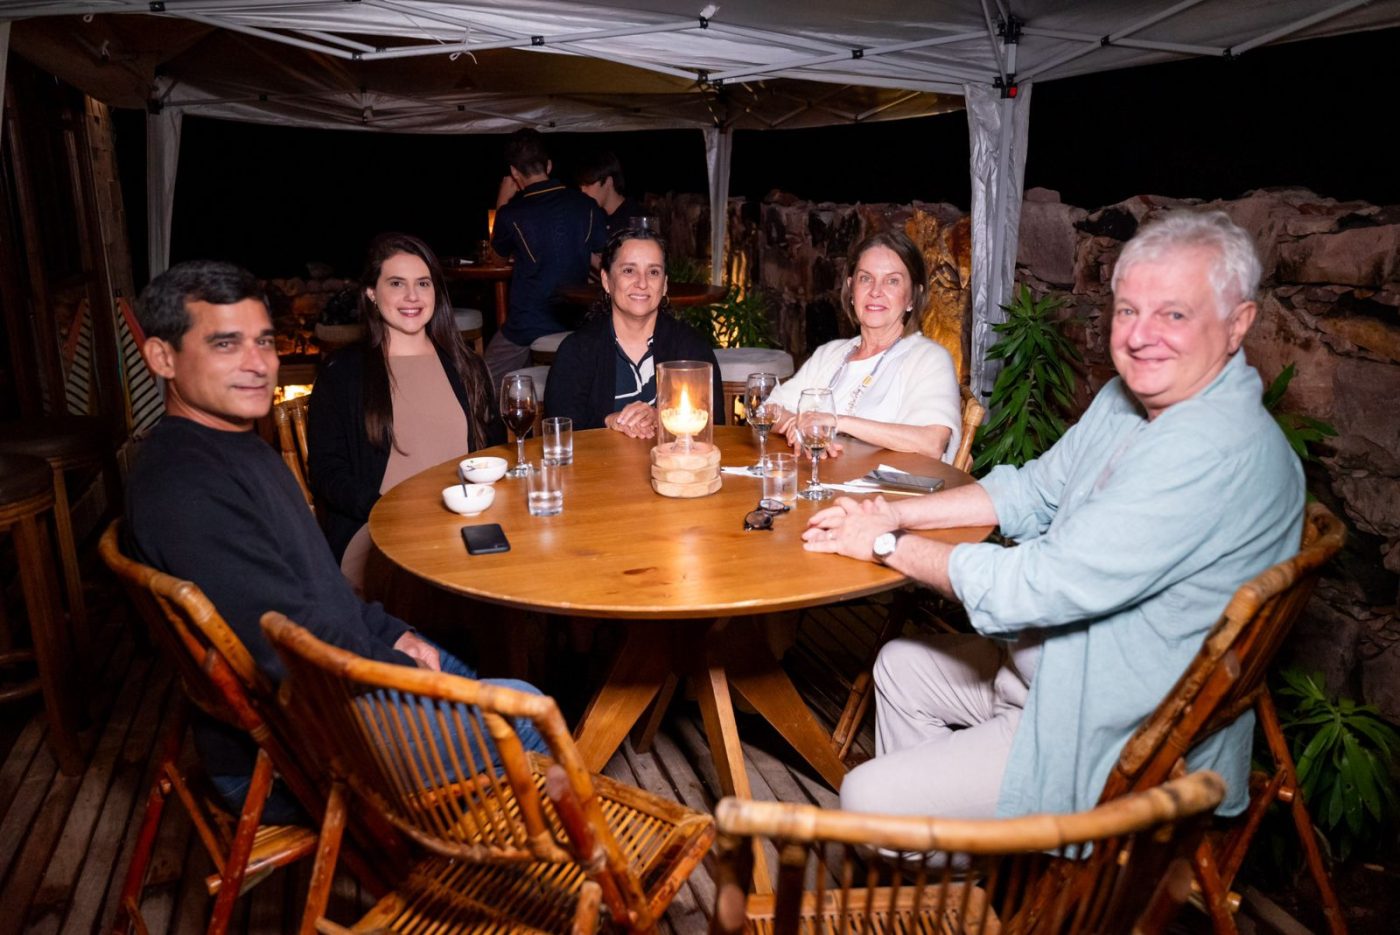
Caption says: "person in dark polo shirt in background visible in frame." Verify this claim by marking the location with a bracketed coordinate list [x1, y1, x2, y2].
[578, 150, 647, 238]
[485, 129, 608, 384]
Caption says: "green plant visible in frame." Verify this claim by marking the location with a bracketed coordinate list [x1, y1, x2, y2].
[1262, 363, 1338, 462]
[1275, 668, 1400, 861]
[678, 287, 773, 349]
[971, 285, 1082, 473]
[666, 256, 709, 285]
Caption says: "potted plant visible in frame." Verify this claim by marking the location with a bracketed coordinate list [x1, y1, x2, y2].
[972, 284, 1081, 473]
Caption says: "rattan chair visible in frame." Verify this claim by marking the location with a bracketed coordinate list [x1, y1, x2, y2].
[829, 391, 985, 763]
[1098, 500, 1347, 934]
[98, 520, 322, 934]
[711, 770, 1226, 935]
[274, 394, 314, 510]
[262, 612, 715, 934]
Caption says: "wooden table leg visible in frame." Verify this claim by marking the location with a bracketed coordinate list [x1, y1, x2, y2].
[572, 625, 673, 772]
[718, 617, 849, 791]
[692, 619, 772, 894]
[493, 282, 509, 329]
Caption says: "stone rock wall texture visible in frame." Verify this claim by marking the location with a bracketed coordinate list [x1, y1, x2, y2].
[667, 185, 1399, 720]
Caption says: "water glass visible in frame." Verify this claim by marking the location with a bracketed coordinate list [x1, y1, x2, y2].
[542, 416, 573, 465]
[525, 461, 563, 516]
[760, 453, 797, 505]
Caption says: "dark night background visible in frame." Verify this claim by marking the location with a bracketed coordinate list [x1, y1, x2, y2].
[113, 26, 1398, 282]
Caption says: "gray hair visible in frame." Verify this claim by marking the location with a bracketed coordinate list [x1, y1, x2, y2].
[1111, 210, 1262, 318]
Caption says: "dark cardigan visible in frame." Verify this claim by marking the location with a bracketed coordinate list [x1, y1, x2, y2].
[307, 343, 504, 561]
[543, 311, 726, 430]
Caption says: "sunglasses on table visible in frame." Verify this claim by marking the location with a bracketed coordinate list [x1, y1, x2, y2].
[743, 499, 791, 531]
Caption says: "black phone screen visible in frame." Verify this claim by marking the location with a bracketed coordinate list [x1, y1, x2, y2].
[461, 523, 511, 555]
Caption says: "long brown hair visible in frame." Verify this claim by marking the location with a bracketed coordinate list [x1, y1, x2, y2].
[840, 229, 929, 334]
[358, 232, 492, 452]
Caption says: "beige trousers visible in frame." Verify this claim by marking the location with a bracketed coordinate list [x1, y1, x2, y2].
[839, 632, 1040, 819]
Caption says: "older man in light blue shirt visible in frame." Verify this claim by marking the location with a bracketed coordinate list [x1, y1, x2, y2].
[805, 211, 1304, 819]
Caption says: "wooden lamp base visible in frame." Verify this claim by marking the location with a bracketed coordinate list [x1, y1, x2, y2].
[650, 442, 722, 498]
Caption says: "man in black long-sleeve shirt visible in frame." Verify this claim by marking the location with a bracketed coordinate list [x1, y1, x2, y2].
[127, 260, 543, 817]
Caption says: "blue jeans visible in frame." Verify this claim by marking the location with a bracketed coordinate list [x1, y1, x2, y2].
[212, 641, 548, 822]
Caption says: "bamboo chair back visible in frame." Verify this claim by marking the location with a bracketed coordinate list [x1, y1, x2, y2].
[99, 519, 270, 734]
[274, 394, 314, 509]
[1100, 501, 1345, 799]
[262, 612, 664, 929]
[711, 771, 1226, 935]
[98, 520, 323, 933]
[1097, 501, 1346, 932]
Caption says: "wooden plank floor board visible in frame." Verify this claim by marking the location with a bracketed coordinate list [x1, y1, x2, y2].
[1, 574, 884, 934]
[26, 652, 159, 931]
[61, 670, 178, 935]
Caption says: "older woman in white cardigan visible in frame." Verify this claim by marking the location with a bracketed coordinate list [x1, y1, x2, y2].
[771, 230, 961, 462]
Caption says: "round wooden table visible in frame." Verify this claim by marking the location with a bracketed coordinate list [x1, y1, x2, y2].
[370, 427, 991, 804]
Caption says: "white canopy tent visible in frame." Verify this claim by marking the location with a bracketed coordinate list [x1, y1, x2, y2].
[2, 0, 1397, 397]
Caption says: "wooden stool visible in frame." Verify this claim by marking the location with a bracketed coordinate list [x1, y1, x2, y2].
[0, 416, 122, 637]
[0, 453, 84, 774]
[453, 307, 485, 355]
[528, 330, 572, 365]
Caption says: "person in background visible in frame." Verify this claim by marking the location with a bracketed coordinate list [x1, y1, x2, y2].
[127, 259, 543, 822]
[308, 233, 502, 591]
[544, 228, 723, 437]
[486, 129, 608, 384]
[577, 150, 647, 238]
[804, 210, 1303, 822]
[770, 229, 961, 461]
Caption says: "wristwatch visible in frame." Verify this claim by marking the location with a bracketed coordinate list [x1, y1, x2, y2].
[872, 529, 908, 564]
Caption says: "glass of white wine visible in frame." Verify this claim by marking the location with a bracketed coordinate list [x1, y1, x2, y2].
[795, 388, 837, 501]
[745, 372, 779, 475]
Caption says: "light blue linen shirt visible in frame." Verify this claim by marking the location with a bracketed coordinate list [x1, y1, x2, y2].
[948, 351, 1304, 817]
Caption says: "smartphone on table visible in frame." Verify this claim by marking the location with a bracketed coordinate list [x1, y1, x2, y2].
[461, 523, 510, 555]
[864, 470, 945, 494]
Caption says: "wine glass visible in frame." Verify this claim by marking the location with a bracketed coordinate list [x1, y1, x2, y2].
[744, 372, 780, 474]
[795, 388, 837, 501]
[500, 374, 538, 478]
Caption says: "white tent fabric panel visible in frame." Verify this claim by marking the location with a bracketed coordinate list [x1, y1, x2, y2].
[965, 80, 1032, 402]
[146, 85, 181, 278]
[704, 126, 732, 288]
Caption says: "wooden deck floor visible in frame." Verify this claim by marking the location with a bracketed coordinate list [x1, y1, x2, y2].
[1, 574, 888, 934]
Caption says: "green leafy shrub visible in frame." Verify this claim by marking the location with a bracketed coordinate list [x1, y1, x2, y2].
[677, 288, 773, 349]
[1275, 668, 1400, 861]
[666, 256, 709, 285]
[971, 285, 1082, 473]
[1262, 364, 1338, 462]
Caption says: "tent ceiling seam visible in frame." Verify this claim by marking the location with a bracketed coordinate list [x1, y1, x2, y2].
[1017, 0, 1212, 81]
[1233, 0, 1373, 55]
[180, 12, 354, 58]
[709, 28, 984, 83]
[1021, 26, 1223, 57]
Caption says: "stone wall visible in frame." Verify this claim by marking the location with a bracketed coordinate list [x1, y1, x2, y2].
[667, 186, 1400, 719]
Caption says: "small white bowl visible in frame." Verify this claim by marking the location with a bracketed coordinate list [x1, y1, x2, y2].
[442, 484, 495, 515]
[459, 456, 509, 485]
